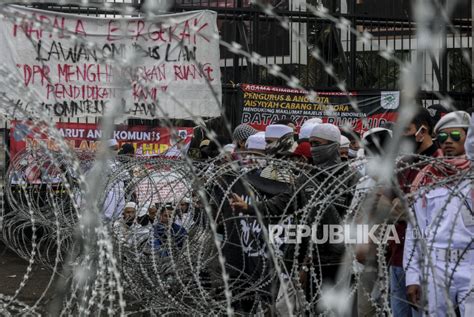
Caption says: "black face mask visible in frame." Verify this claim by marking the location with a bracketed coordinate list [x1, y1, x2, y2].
[403, 134, 421, 152]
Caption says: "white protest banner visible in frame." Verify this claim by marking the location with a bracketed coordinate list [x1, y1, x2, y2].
[136, 170, 191, 205]
[0, 5, 222, 119]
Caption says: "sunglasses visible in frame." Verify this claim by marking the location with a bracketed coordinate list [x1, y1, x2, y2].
[437, 130, 462, 143]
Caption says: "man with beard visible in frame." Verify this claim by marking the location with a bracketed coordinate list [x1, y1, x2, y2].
[404, 111, 473, 316]
[113, 202, 140, 246]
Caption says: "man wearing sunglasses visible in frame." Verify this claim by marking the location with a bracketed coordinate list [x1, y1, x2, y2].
[437, 126, 467, 157]
[404, 110, 473, 316]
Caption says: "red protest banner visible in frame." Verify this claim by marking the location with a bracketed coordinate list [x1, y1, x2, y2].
[10, 121, 194, 158]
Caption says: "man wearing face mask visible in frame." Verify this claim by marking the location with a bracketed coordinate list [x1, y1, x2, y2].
[299, 123, 361, 312]
[308, 124, 361, 216]
[231, 124, 360, 315]
[387, 108, 443, 317]
[348, 132, 361, 159]
[402, 108, 440, 157]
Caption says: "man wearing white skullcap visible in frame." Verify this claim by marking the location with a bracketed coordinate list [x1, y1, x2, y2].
[259, 124, 297, 183]
[107, 138, 119, 151]
[245, 132, 266, 153]
[113, 201, 141, 245]
[299, 122, 319, 142]
[265, 124, 293, 141]
[223, 144, 236, 154]
[303, 117, 323, 126]
[299, 118, 322, 141]
[137, 203, 158, 227]
[309, 123, 341, 167]
[362, 127, 393, 157]
[311, 123, 341, 143]
[264, 124, 296, 155]
[339, 135, 350, 161]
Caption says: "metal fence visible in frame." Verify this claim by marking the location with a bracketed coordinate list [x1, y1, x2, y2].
[22, 0, 474, 118]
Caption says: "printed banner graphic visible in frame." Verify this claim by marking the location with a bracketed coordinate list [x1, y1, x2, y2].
[0, 6, 221, 119]
[10, 121, 193, 158]
[240, 84, 399, 132]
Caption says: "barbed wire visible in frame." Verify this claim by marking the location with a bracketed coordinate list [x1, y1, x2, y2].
[0, 0, 472, 316]
[2, 143, 473, 315]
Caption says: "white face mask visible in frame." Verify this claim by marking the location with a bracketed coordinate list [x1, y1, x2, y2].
[348, 148, 358, 158]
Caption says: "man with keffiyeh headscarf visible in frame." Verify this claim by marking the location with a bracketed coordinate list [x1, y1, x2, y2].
[404, 111, 474, 316]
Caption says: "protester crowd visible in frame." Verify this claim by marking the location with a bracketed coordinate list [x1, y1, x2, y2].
[102, 106, 474, 316]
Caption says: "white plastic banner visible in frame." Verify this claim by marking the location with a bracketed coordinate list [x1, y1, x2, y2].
[0, 6, 222, 119]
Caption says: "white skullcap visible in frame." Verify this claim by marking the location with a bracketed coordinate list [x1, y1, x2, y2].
[137, 204, 149, 217]
[362, 127, 393, 140]
[181, 196, 192, 204]
[107, 139, 118, 147]
[340, 135, 350, 148]
[246, 132, 266, 150]
[125, 202, 137, 210]
[310, 123, 341, 144]
[223, 144, 236, 154]
[434, 111, 471, 134]
[299, 123, 319, 140]
[265, 124, 293, 139]
[303, 117, 323, 125]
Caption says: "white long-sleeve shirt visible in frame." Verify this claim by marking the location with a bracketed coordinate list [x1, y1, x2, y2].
[404, 181, 474, 286]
